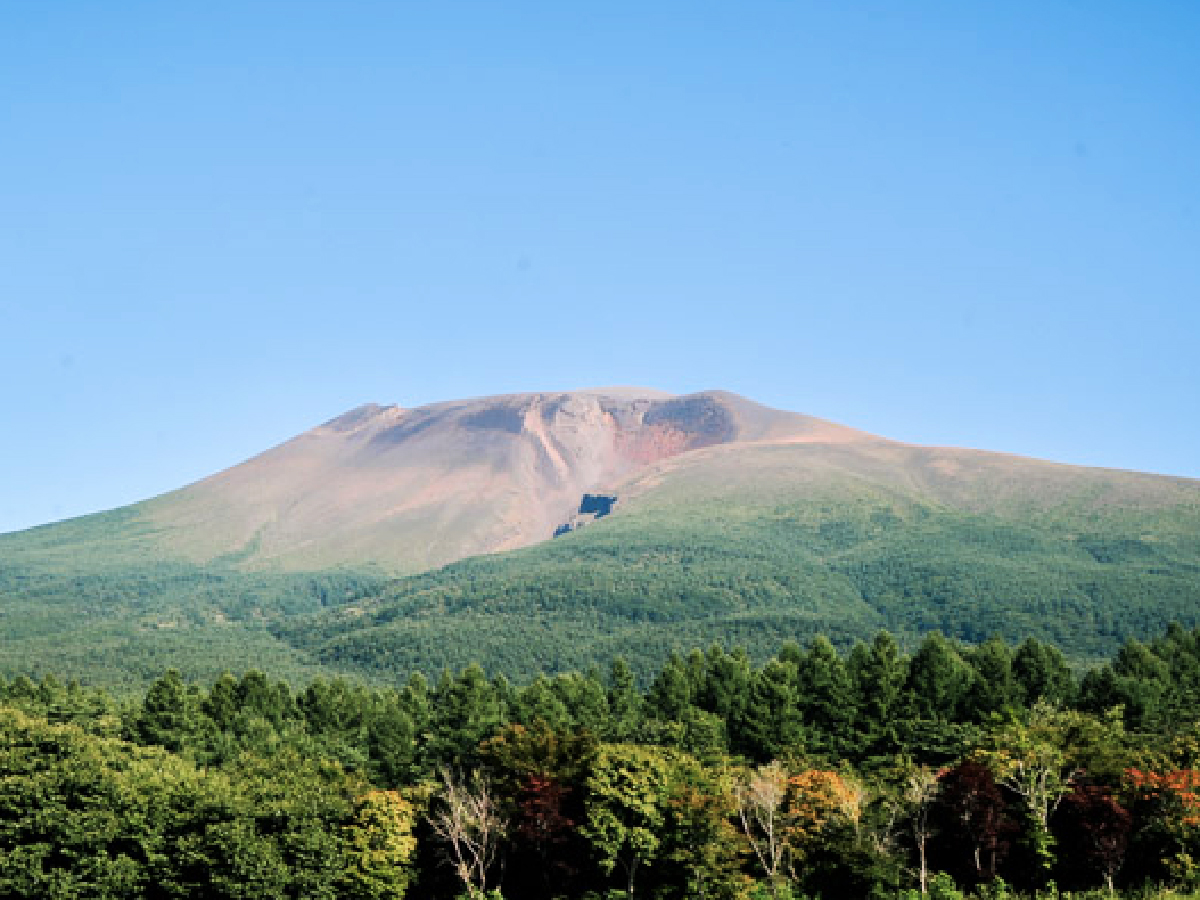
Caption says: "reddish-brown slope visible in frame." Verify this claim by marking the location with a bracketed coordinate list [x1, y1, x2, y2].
[140, 389, 870, 572]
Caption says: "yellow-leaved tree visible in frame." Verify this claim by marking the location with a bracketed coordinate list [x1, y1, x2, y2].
[341, 790, 420, 900]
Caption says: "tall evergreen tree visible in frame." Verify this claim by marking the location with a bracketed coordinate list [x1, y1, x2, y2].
[430, 664, 508, 766]
[133, 669, 193, 752]
[646, 653, 694, 722]
[739, 659, 804, 761]
[963, 637, 1018, 721]
[906, 633, 971, 722]
[795, 635, 854, 755]
[607, 657, 642, 742]
[848, 631, 908, 759]
[697, 644, 751, 726]
[1013, 637, 1075, 707]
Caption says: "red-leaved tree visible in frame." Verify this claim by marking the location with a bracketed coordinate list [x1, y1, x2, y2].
[1053, 783, 1132, 893]
[932, 761, 1015, 888]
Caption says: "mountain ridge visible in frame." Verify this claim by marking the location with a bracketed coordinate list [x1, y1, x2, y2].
[3, 387, 1198, 578]
[3, 388, 879, 573]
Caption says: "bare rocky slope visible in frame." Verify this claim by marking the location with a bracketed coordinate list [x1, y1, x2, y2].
[76, 389, 875, 573]
[5, 386, 1198, 578]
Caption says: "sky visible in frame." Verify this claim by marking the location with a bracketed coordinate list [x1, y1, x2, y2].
[2, 1, 1198, 534]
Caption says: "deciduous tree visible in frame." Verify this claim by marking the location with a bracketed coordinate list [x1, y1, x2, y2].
[429, 769, 505, 896]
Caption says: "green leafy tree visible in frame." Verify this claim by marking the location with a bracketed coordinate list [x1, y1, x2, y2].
[367, 695, 418, 788]
[698, 644, 752, 726]
[514, 676, 573, 732]
[553, 669, 610, 735]
[662, 756, 748, 900]
[204, 672, 241, 731]
[399, 673, 434, 778]
[583, 743, 676, 897]
[974, 701, 1084, 880]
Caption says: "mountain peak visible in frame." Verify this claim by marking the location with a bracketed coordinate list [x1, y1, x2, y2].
[110, 388, 867, 572]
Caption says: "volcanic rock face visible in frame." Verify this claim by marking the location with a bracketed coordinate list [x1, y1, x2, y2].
[140, 389, 870, 572]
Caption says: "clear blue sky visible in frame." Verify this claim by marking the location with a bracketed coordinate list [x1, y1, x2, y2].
[2, 2, 1198, 533]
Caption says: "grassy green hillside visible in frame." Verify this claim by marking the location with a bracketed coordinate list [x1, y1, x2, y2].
[275, 442, 1200, 682]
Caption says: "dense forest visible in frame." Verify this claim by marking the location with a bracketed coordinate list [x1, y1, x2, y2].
[275, 492, 1200, 684]
[0, 563, 387, 688]
[4, 625, 1200, 898]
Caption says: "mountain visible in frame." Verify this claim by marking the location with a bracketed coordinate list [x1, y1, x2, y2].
[1, 389, 871, 574]
[3, 388, 1199, 686]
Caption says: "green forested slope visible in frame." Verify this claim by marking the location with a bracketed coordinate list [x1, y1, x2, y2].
[277, 444, 1200, 682]
[0, 562, 385, 688]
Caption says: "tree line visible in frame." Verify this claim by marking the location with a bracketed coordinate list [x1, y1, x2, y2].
[2, 624, 1200, 898]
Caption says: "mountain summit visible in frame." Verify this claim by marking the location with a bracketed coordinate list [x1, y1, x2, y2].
[50, 390, 873, 572]
[7, 387, 1199, 579]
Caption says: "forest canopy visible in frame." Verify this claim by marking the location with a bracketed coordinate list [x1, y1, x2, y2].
[3, 625, 1200, 898]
